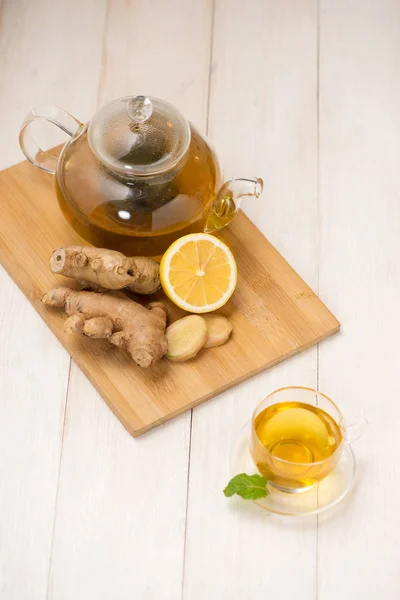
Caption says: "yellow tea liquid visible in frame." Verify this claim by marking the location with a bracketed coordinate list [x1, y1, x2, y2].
[56, 124, 222, 258]
[252, 402, 343, 490]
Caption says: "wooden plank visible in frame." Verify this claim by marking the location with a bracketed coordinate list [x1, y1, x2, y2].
[0, 271, 69, 600]
[97, 0, 213, 126]
[318, 1, 400, 598]
[0, 0, 106, 171]
[183, 2, 321, 598]
[47, 1, 213, 598]
[0, 0, 107, 598]
[0, 160, 338, 436]
[47, 370, 191, 600]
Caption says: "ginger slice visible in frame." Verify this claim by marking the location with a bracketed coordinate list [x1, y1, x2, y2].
[165, 315, 207, 362]
[203, 315, 233, 348]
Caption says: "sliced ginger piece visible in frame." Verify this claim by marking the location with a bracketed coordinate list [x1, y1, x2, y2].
[203, 315, 233, 348]
[165, 315, 207, 362]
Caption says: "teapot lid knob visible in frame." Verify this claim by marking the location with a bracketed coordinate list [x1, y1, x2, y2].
[127, 95, 153, 123]
[87, 95, 191, 177]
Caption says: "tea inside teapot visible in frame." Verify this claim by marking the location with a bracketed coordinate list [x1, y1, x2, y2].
[20, 96, 263, 258]
[56, 126, 221, 256]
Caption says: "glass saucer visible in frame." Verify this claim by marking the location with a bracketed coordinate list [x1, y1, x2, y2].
[231, 425, 356, 517]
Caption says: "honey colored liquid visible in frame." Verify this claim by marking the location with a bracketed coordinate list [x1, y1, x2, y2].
[252, 402, 343, 490]
[56, 125, 222, 258]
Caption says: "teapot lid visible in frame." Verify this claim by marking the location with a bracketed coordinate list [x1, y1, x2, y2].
[88, 95, 191, 177]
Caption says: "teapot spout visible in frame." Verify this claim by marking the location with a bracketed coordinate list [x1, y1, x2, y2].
[205, 177, 263, 233]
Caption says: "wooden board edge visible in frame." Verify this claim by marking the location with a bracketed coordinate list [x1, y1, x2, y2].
[131, 321, 341, 437]
[237, 211, 341, 327]
[0, 241, 341, 438]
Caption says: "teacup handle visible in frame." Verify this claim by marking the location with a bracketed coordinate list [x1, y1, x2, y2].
[19, 106, 82, 175]
[344, 417, 369, 445]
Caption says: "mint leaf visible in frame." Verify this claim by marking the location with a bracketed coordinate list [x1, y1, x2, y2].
[223, 473, 269, 500]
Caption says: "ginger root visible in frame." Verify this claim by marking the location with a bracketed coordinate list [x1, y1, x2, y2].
[49, 246, 160, 295]
[42, 287, 167, 367]
[165, 315, 207, 362]
[203, 315, 233, 348]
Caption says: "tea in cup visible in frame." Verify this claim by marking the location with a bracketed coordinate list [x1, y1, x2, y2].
[250, 387, 367, 493]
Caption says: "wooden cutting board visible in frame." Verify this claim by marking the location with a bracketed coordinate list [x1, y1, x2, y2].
[0, 158, 339, 436]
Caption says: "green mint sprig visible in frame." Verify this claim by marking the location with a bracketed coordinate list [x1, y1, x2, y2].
[223, 473, 269, 500]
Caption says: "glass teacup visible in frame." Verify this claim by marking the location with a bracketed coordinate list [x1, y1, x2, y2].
[250, 386, 367, 494]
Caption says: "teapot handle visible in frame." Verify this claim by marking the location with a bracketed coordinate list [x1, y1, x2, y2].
[204, 178, 263, 233]
[19, 106, 82, 175]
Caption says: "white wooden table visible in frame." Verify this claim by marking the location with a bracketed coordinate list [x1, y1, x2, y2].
[0, 1, 398, 598]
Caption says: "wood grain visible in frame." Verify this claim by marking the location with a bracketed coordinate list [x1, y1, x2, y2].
[0, 1, 106, 598]
[318, 1, 400, 598]
[0, 158, 338, 437]
[0, 257, 70, 600]
[183, 2, 321, 599]
[97, 0, 213, 127]
[0, 0, 107, 171]
[45, 2, 213, 598]
[2, 1, 397, 597]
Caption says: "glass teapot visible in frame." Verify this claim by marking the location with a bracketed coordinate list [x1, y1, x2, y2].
[20, 95, 263, 258]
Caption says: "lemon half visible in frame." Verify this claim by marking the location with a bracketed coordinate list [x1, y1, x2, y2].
[160, 233, 237, 313]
